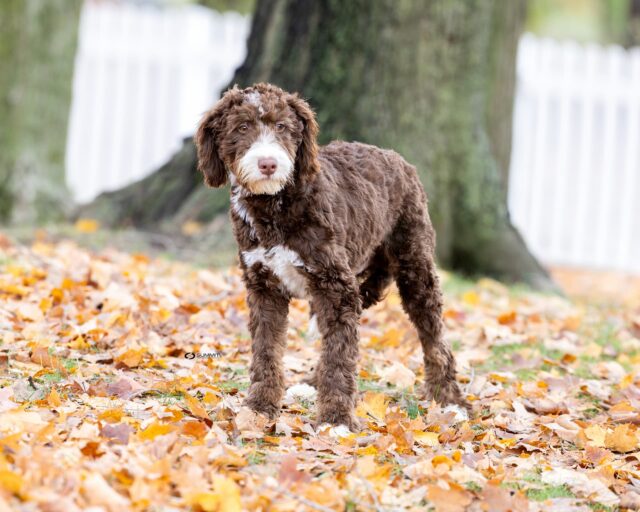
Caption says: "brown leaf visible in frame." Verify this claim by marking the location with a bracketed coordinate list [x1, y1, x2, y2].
[605, 424, 639, 453]
[101, 423, 132, 444]
[278, 454, 311, 485]
[80, 441, 104, 458]
[480, 483, 529, 512]
[427, 483, 472, 512]
[30, 347, 66, 373]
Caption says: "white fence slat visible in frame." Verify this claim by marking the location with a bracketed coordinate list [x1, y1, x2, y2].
[66, 0, 249, 203]
[570, 44, 598, 267]
[509, 34, 640, 274]
[617, 50, 640, 272]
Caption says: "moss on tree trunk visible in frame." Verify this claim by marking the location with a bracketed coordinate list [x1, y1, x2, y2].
[0, 0, 81, 222]
[81, 0, 554, 289]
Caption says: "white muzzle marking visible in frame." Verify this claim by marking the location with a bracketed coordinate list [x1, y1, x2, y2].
[237, 130, 294, 195]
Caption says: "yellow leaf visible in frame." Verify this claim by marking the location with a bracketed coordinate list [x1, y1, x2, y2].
[605, 424, 638, 453]
[184, 393, 209, 420]
[0, 470, 23, 495]
[414, 431, 440, 447]
[138, 422, 175, 441]
[355, 391, 389, 421]
[432, 455, 453, 467]
[47, 387, 61, 407]
[211, 476, 241, 512]
[302, 480, 345, 510]
[68, 335, 90, 350]
[116, 349, 144, 368]
[75, 218, 100, 233]
[367, 328, 402, 349]
[462, 290, 480, 306]
[356, 445, 379, 456]
[620, 373, 635, 389]
[0, 282, 29, 297]
[190, 493, 219, 512]
[355, 456, 392, 491]
[39, 296, 52, 313]
[98, 408, 124, 423]
[584, 425, 607, 447]
[203, 392, 221, 406]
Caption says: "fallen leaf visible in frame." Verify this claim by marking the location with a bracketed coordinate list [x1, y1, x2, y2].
[427, 483, 472, 512]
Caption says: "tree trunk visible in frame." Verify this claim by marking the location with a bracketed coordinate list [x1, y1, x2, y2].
[81, 0, 554, 289]
[0, 0, 82, 223]
[629, 0, 640, 46]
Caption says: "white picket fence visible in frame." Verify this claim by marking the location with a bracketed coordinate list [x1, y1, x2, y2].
[509, 34, 640, 274]
[65, 0, 249, 203]
[65, 5, 640, 273]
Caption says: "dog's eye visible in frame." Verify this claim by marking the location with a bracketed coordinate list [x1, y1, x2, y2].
[238, 123, 249, 133]
[275, 122, 286, 132]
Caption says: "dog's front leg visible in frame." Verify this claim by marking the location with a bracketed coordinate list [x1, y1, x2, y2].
[243, 267, 289, 419]
[309, 267, 362, 431]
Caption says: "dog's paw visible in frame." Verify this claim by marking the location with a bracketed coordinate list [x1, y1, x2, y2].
[424, 381, 473, 417]
[244, 397, 281, 420]
[316, 410, 361, 433]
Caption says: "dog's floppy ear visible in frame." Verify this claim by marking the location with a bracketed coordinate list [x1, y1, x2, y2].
[195, 88, 240, 187]
[288, 93, 320, 180]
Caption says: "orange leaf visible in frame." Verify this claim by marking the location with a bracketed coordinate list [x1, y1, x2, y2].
[497, 311, 517, 324]
[46, 387, 61, 407]
[184, 393, 209, 420]
[181, 421, 208, 439]
[98, 408, 124, 423]
[605, 424, 638, 453]
[138, 422, 176, 441]
[356, 391, 389, 421]
[115, 349, 144, 368]
[0, 470, 23, 496]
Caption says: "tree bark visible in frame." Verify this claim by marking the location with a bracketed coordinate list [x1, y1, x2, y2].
[81, 0, 554, 289]
[629, 0, 640, 46]
[0, 0, 82, 222]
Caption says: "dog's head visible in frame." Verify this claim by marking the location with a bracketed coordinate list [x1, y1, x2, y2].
[195, 83, 319, 195]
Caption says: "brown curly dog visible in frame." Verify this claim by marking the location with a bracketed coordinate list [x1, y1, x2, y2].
[195, 83, 469, 430]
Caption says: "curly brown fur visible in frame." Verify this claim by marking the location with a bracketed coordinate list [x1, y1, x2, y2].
[196, 83, 470, 428]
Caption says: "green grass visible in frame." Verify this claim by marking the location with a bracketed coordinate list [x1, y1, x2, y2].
[588, 504, 619, 512]
[526, 485, 574, 501]
[217, 380, 250, 392]
[401, 393, 420, 419]
[464, 482, 482, 492]
[357, 378, 390, 393]
[38, 370, 65, 384]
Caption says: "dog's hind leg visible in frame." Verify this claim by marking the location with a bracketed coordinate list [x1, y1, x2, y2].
[390, 214, 471, 413]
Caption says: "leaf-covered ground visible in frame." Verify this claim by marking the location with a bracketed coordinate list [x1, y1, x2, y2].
[1, 235, 640, 511]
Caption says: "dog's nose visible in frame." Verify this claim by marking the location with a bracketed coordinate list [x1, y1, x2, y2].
[258, 157, 277, 176]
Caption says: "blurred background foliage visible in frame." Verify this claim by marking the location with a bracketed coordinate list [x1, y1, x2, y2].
[528, 0, 640, 45]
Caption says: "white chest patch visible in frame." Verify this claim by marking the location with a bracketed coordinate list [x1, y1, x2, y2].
[242, 245, 309, 298]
